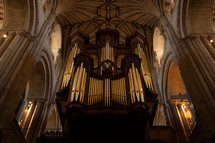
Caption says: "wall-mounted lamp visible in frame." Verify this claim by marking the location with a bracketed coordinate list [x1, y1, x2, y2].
[2, 33, 8, 38]
[207, 36, 214, 44]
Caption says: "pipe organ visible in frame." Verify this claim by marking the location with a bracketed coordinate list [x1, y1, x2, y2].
[70, 62, 87, 102]
[128, 63, 144, 103]
[88, 77, 103, 105]
[61, 43, 80, 88]
[55, 29, 158, 143]
[101, 41, 114, 62]
[135, 43, 153, 90]
[111, 77, 127, 105]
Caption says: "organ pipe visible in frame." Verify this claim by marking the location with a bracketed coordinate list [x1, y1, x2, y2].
[75, 63, 84, 101]
[128, 63, 145, 103]
[136, 43, 153, 90]
[71, 66, 80, 101]
[62, 43, 80, 88]
[101, 41, 114, 62]
[129, 69, 135, 102]
[111, 77, 127, 105]
[87, 77, 103, 105]
[135, 68, 144, 102]
[132, 63, 140, 101]
[70, 62, 88, 103]
[80, 69, 87, 102]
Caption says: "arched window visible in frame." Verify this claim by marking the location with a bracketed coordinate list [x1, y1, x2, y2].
[153, 27, 165, 70]
[50, 24, 62, 63]
[167, 62, 196, 140]
[15, 61, 48, 140]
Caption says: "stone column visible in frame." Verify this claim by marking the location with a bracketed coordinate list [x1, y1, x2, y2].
[160, 14, 215, 140]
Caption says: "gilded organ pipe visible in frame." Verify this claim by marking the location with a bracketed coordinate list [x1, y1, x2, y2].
[80, 72, 87, 102]
[71, 66, 80, 101]
[136, 43, 153, 90]
[75, 63, 84, 101]
[129, 69, 135, 102]
[132, 63, 140, 101]
[62, 43, 80, 88]
[135, 68, 144, 102]
[101, 41, 114, 63]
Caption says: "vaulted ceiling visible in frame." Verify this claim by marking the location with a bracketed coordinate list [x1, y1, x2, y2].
[56, 0, 163, 43]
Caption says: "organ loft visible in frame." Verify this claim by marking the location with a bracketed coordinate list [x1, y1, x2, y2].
[0, 0, 215, 143]
[53, 29, 159, 143]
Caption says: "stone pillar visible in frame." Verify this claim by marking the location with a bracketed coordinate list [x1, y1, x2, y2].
[160, 14, 215, 141]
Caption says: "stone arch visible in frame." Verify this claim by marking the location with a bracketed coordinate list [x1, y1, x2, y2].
[167, 62, 186, 97]
[163, 59, 196, 140]
[161, 52, 174, 103]
[26, 61, 46, 100]
[15, 48, 55, 141]
[36, 48, 54, 101]
[185, 0, 214, 34]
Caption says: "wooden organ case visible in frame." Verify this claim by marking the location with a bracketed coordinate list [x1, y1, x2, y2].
[55, 29, 158, 143]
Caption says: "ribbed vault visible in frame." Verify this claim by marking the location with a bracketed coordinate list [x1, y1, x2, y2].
[56, 0, 162, 43]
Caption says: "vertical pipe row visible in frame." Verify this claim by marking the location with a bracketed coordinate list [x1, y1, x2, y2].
[88, 77, 92, 105]
[135, 68, 144, 102]
[87, 78, 103, 105]
[75, 63, 84, 101]
[129, 69, 135, 102]
[128, 63, 145, 103]
[80, 71, 87, 102]
[101, 41, 114, 63]
[104, 78, 111, 106]
[122, 77, 127, 105]
[62, 43, 80, 88]
[71, 66, 80, 101]
[136, 44, 153, 90]
[70, 62, 88, 102]
[111, 78, 127, 105]
[132, 63, 140, 101]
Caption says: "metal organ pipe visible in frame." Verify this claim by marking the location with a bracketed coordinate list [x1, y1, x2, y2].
[71, 66, 80, 101]
[80, 72, 87, 102]
[101, 41, 114, 63]
[127, 63, 145, 103]
[135, 68, 144, 102]
[70, 62, 88, 103]
[87, 77, 103, 105]
[62, 43, 80, 88]
[136, 43, 153, 90]
[129, 68, 135, 102]
[75, 63, 84, 101]
[132, 63, 140, 102]
[111, 78, 127, 105]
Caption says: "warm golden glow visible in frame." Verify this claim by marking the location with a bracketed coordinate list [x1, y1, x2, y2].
[19, 101, 33, 129]
[2, 34, 7, 38]
[181, 104, 192, 119]
[210, 39, 213, 43]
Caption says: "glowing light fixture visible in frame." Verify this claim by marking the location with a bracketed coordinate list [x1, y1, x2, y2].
[2, 34, 7, 38]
